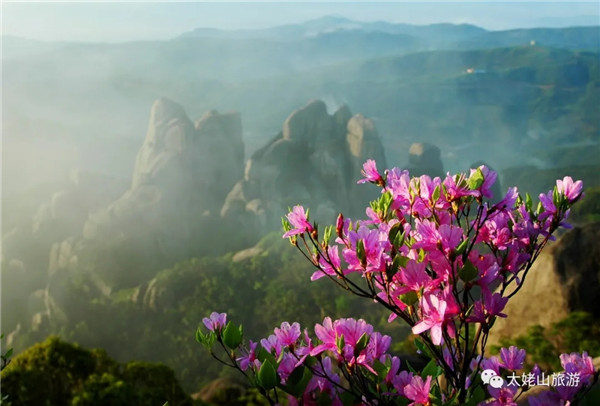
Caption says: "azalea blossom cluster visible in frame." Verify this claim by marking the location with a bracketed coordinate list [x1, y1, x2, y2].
[198, 161, 595, 405]
[198, 313, 596, 405]
[479, 348, 597, 406]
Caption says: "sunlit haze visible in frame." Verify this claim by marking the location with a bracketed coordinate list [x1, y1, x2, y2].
[2, 1, 599, 42]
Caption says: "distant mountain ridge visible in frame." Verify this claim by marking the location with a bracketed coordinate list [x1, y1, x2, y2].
[178, 15, 598, 51]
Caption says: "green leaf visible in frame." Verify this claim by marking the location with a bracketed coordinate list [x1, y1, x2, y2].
[282, 217, 291, 233]
[387, 255, 409, 278]
[223, 321, 243, 349]
[414, 338, 434, 358]
[418, 248, 426, 263]
[405, 360, 417, 373]
[389, 222, 402, 243]
[257, 346, 277, 367]
[432, 184, 441, 202]
[400, 291, 418, 306]
[195, 327, 205, 345]
[336, 334, 346, 353]
[525, 193, 533, 211]
[468, 167, 485, 190]
[455, 238, 469, 256]
[354, 332, 370, 357]
[356, 240, 366, 265]
[459, 260, 478, 282]
[323, 225, 333, 245]
[421, 359, 443, 379]
[340, 391, 359, 406]
[258, 359, 278, 389]
[4, 348, 13, 359]
[281, 366, 312, 397]
[373, 359, 389, 379]
[394, 230, 405, 248]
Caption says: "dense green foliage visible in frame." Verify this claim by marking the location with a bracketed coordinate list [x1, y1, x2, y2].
[6, 233, 409, 394]
[0, 336, 192, 406]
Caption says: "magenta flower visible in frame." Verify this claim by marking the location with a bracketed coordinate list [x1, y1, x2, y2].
[283, 205, 313, 238]
[311, 317, 337, 356]
[343, 225, 387, 273]
[527, 391, 562, 406]
[412, 220, 463, 255]
[482, 291, 508, 318]
[261, 334, 283, 357]
[335, 318, 374, 347]
[364, 332, 391, 363]
[557, 176, 583, 203]
[237, 340, 260, 371]
[470, 165, 498, 199]
[403, 375, 432, 406]
[443, 172, 478, 201]
[560, 351, 596, 384]
[357, 159, 383, 184]
[538, 190, 557, 221]
[312, 245, 343, 281]
[481, 355, 502, 375]
[412, 293, 448, 345]
[202, 312, 227, 332]
[487, 385, 518, 406]
[274, 321, 301, 347]
[500, 346, 526, 371]
[391, 370, 414, 397]
[493, 187, 519, 211]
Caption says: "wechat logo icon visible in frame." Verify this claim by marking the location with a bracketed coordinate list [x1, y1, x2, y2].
[482, 369, 505, 389]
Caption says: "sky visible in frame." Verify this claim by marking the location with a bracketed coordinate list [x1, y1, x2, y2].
[1, 1, 599, 43]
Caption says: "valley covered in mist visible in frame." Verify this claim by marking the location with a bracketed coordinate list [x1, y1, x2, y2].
[2, 7, 600, 405]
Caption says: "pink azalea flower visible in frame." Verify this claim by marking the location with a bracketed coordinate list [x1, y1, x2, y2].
[500, 346, 526, 371]
[364, 332, 391, 363]
[527, 391, 563, 406]
[482, 291, 508, 318]
[278, 352, 298, 382]
[311, 317, 338, 356]
[560, 351, 596, 384]
[538, 190, 557, 221]
[412, 220, 463, 255]
[274, 321, 301, 347]
[261, 334, 283, 357]
[237, 340, 260, 371]
[412, 293, 448, 345]
[493, 187, 519, 211]
[283, 205, 313, 238]
[557, 177, 583, 203]
[386, 167, 412, 211]
[443, 172, 478, 201]
[202, 312, 227, 332]
[344, 225, 388, 273]
[470, 165, 498, 199]
[404, 375, 432, 406]
[357, 159, 383, 184]
[312, 245, 343, 281]
[391, 370, 414, 397]
[481, 356, 502, 375]
[487, 385, 518, 406]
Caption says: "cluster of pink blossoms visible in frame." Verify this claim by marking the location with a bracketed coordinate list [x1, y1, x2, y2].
[199, 161, 595, 405]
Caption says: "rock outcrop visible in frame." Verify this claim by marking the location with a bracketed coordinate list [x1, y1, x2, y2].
[221, 99, 386, 231]
[79, 98, 244, 272]
[488, 222, 600, 346]
[406, 142, 444, 178]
